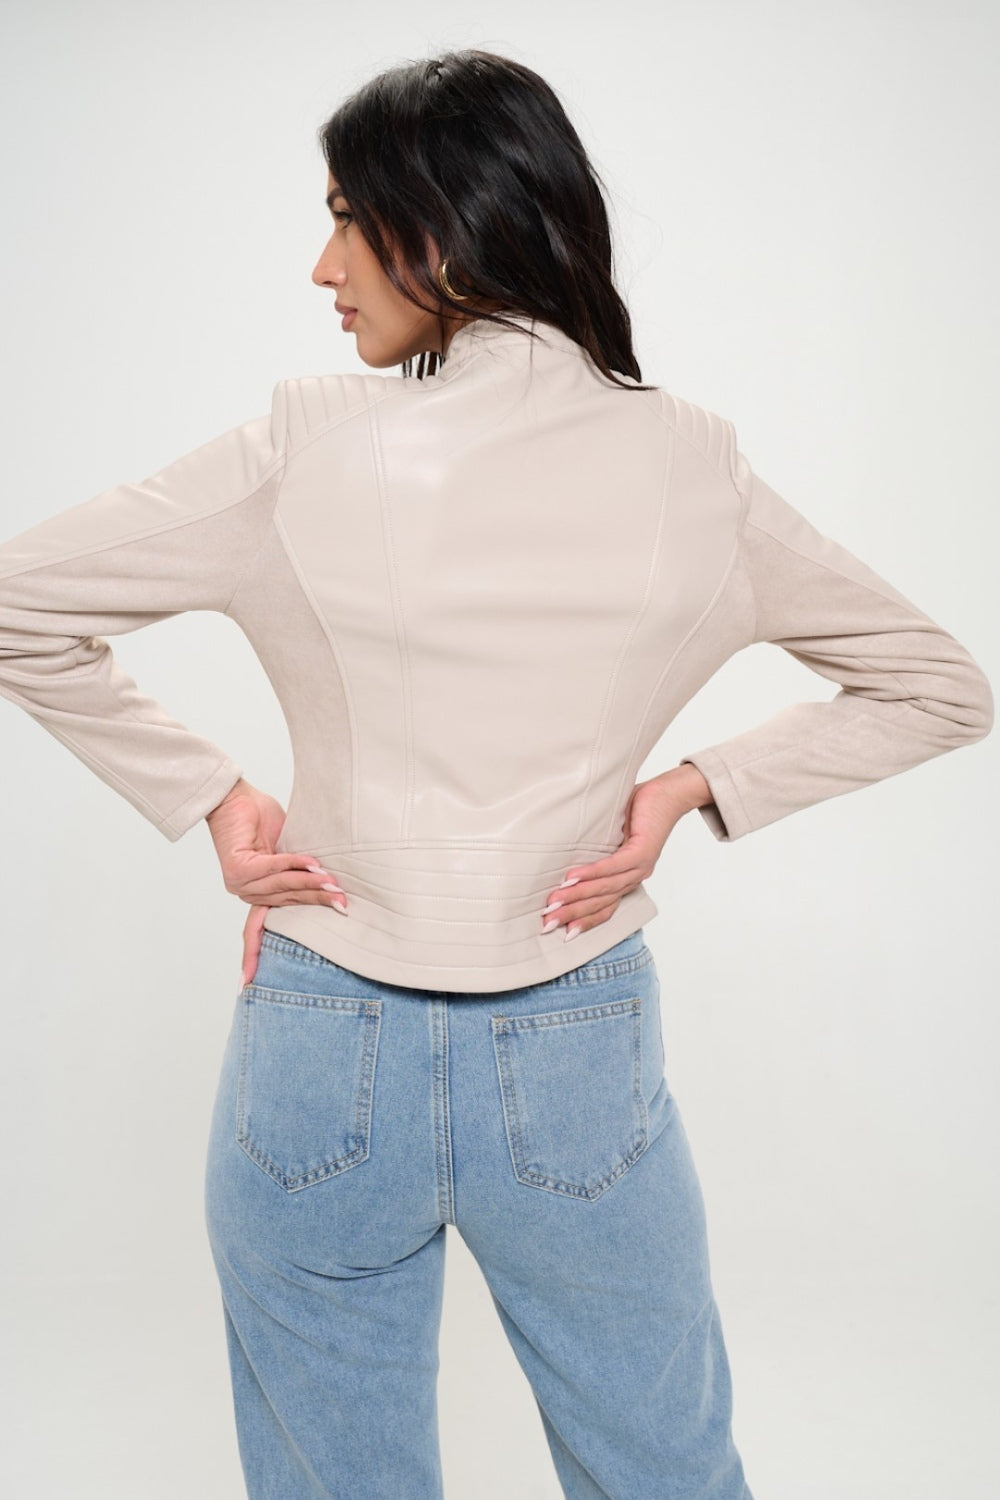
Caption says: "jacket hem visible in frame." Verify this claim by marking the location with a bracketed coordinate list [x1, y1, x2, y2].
[259, 885, 660, 994]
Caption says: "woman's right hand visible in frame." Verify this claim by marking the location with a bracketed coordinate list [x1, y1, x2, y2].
[204, 778, 349, 986]
[539, 765, 713, 942]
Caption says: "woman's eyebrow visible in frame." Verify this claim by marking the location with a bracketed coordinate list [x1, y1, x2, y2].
[325, 187, 346, 210]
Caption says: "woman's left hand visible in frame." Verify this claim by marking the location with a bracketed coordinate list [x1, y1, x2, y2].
[539, 767, 710, 940]
[205, 778, 348, 986]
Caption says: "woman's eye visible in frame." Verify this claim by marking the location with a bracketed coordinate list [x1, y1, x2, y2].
[332, 210, 353, 225]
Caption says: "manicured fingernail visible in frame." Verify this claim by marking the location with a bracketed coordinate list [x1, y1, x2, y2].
[558, 877, 580, 890]
[541, 917, 560, 933]
[331, 898, 348, 912]
[540, 900, 563, 915]
[321, 882, 344, 892]
[564, 924, 582, 942]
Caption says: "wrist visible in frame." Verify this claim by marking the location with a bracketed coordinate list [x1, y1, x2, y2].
[206, 776, 252, 821]
[656, 762, 713, 815]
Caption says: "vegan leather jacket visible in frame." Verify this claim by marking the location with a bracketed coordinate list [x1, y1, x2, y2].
[0, 313, 992, 990]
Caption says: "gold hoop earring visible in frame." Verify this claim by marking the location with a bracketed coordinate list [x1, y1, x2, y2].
[438, 258, 469, 301]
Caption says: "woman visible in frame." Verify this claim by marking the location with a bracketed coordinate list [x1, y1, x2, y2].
[0, 47, 992, 1500]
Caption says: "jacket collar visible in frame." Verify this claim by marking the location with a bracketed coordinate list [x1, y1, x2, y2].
[435, 313, 580, 380]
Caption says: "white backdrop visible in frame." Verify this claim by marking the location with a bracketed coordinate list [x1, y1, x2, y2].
[1, 3, 997, 1497]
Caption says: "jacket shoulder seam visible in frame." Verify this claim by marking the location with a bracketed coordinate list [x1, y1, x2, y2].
[649, 390, 737, 477]
[282, 375, 394, 460]
[0, 452, 287, 587]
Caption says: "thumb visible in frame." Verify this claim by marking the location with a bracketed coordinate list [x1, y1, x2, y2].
[241, 905, 269, 988]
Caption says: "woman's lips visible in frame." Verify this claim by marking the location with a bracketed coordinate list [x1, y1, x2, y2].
[341, 309, 357, 331]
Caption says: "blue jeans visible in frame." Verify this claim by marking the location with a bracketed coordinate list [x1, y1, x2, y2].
[204, 927, 753, 1500]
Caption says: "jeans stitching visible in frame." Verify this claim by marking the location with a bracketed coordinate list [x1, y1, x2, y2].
[553, 949, 653, 985]
[235, 991, 381, 1192]
[259, 930, 343, 969]
[492, 997, 643, 1031]
[355, 1004, 381, 1157]
[491, 999, 649, 1200]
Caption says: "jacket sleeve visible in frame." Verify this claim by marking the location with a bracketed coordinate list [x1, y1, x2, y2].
[679, 440, 994, 842]
[0, 381, 287, 841]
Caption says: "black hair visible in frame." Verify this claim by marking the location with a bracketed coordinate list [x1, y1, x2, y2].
[315, 48, 655, 391]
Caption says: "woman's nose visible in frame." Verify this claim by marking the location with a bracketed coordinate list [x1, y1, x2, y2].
[311, 243, 344, 289]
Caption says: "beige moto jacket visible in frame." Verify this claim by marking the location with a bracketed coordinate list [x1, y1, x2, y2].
[0, 313, 992, 990]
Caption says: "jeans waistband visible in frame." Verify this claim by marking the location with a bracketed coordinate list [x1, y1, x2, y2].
[258, 925, 652, 995]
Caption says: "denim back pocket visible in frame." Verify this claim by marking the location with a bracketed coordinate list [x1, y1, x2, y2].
[491, 996, 649, 1201]
[236, 985, 381, 1192]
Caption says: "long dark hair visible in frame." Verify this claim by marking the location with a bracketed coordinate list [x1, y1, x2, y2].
[315, 49, 655, 391]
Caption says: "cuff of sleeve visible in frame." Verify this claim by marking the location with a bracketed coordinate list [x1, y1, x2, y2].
[678, 749, 753, 843]
[156, 758, 245, 842]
